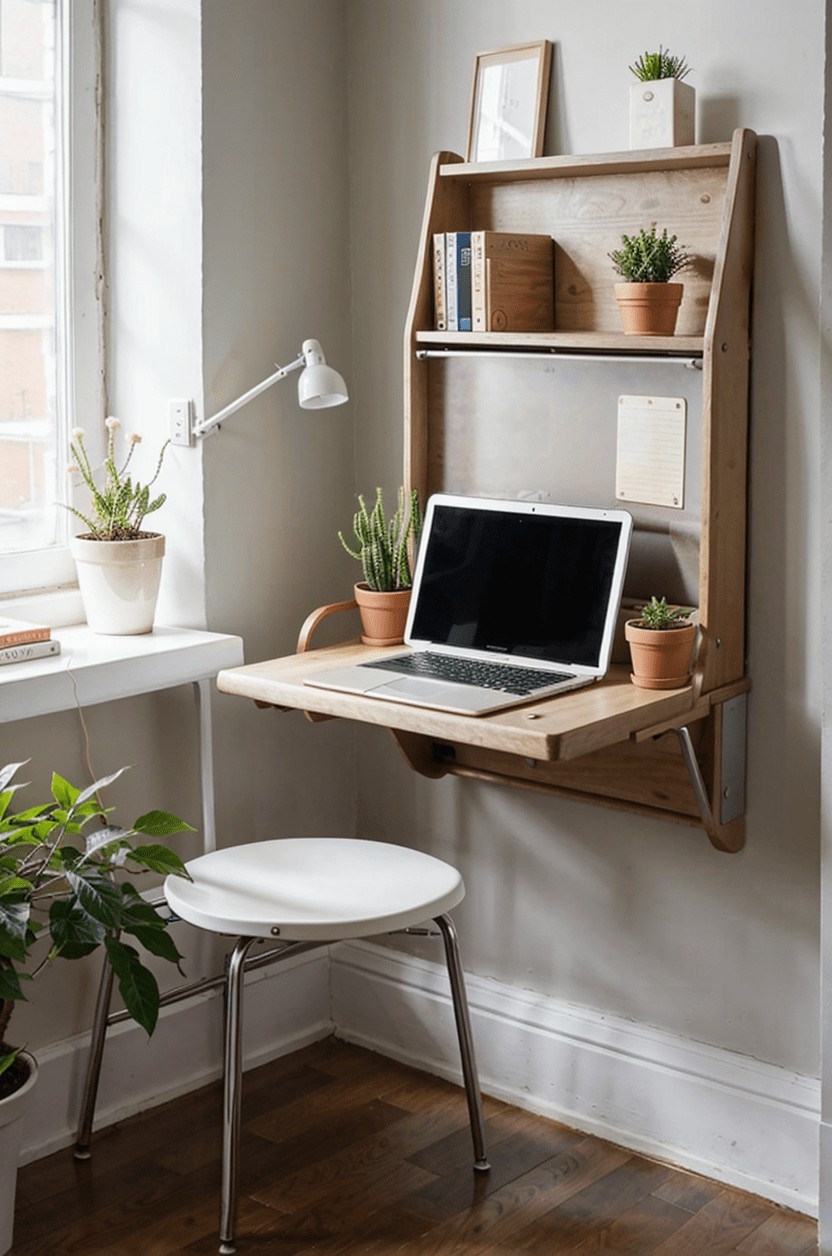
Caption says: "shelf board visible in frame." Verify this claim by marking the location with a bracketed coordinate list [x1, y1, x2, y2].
[414, 330, 705, 357]
[439, 140, 735, 184]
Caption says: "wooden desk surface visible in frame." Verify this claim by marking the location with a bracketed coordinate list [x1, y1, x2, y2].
[217, 642, 703, 762]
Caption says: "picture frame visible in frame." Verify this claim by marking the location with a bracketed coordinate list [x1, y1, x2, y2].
[466, 40, 552, 163]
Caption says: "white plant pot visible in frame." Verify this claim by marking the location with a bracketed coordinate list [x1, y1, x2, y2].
[629, 78, 695, 149]
[0, 1052, 38, 1256]
[70, 533, 165, 635]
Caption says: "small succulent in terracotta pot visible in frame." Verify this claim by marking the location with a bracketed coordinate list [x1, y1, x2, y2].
[609, 225, 691, 335]
[625, 596, 697, 689]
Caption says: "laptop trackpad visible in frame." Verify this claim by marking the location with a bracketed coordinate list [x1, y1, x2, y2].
[378, 677, 455, 702]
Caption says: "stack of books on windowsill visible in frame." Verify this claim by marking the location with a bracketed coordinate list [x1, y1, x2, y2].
[432, 230, 555, 333]
[0, 618, 60, 667]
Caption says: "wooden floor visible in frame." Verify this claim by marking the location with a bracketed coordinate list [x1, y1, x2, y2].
[13, 1037, 817, 1255]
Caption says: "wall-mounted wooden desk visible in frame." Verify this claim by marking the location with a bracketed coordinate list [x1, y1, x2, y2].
[217, 641, 748, 853]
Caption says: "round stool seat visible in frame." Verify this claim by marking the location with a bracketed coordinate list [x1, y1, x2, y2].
[164, 837, 464, 942]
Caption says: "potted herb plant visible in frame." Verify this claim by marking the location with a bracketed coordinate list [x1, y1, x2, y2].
[625, 596, 697, 689]
[65, 417, 170, 635]
[339, 486, 422, 645]
[629, 46, 694, 149]
[609, 224, 691, 335]
[0, 761, 191, 1256]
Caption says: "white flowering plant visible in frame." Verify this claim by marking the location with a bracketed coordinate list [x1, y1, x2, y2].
[0, 762, 193, 1092]
[65, 417, 170, 540]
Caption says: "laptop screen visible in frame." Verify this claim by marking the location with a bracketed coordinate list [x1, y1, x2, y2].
[406, 497, 632, 671]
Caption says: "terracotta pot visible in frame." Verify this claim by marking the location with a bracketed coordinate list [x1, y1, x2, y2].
[614, 282, 683, 335]
[70, 533, 165, 635]
[0, 1051, 38, 1256]
[354, 583, 412, 646]
[625, 618, 697, 690]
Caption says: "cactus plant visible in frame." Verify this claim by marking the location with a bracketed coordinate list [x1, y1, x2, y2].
[339, 486, 422, 592]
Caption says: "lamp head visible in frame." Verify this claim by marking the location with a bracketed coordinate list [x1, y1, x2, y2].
[298, 338, 349, 409]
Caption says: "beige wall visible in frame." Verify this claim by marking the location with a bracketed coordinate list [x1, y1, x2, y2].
[344, 0, 823, 1076]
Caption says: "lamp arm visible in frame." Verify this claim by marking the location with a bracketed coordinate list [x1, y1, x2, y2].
[193, 353, 306, 438]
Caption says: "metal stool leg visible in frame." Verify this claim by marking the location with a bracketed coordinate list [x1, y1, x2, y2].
[434, 913, 490, 1171]
[73, 955, 115, 1159]
[219, 936, 256, 1255]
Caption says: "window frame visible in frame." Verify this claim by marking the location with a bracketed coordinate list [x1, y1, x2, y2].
[0, 0, 104, 600]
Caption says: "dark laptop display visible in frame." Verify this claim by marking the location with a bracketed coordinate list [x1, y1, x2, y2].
[408, 502, 625, 668]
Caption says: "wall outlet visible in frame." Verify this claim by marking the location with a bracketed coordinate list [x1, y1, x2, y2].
[169, 399, 193, 446]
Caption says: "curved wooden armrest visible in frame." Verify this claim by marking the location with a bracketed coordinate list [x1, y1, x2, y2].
[296, 598, 358, 654]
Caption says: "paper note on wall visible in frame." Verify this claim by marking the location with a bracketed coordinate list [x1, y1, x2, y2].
[615, 395, 686, 509]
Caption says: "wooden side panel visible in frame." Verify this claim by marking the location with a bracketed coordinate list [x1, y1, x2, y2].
[698, 130, 757, 691]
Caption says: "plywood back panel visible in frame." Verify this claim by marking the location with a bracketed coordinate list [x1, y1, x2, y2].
[469, 167, 729, 336]
[426, 355, 703, 606]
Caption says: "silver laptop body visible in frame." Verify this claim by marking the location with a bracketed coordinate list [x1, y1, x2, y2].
[304, 494, 633, 717]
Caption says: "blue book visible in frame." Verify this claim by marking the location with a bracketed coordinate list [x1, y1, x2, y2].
[456, 232, 472, 331]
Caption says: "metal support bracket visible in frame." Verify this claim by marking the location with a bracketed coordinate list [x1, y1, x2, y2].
[670, 692, 747, 845]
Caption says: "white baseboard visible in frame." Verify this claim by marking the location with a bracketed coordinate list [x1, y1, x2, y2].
[21, 946, 332, 1164]
[330, 940, 820, 1217]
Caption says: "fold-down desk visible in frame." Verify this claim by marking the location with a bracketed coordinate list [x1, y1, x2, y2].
[217, 641, 749, 853]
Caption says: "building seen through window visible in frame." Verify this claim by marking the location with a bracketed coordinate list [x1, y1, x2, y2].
[0, 0, 61, 561]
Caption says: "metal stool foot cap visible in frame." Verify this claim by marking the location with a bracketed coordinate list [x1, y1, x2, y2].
[219, 1244, 236, 1255]
[73, 1146, 91, 1162]
[474, 1158, 491, 1172]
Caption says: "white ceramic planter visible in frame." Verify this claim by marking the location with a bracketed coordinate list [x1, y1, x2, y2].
[70, 533, 165, 635]
[0, 1052, 38, 1256]
[629, 78, 695, 149]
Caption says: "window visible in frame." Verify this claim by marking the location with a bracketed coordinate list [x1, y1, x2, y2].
[0, 0, 101, 596]
[4, 222, 43, 260]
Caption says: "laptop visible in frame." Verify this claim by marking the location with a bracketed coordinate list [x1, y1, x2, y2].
[304, 493, 633, 716]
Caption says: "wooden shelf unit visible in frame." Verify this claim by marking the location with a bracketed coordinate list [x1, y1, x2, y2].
[399, 129, 757, 850]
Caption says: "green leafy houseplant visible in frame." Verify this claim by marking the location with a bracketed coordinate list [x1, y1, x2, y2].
[0, 762, 192, 1093]
[66, 416, 169, 540]
[636, 596, 693, 629]
[338, 486, 422, 592]
[629, 47, 691, 82]
[609, 224, 691, 285]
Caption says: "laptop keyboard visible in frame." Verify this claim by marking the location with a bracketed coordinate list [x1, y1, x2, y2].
[361, 653, 573, 696]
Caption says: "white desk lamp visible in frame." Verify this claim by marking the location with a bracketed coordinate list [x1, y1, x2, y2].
[192, 338, 348, 440]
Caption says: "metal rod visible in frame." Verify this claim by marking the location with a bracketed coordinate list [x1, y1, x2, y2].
[220, 937, 256, 1254]
[103, 940, 321, 1027]
[674, 724, 716, 835]
[194, 354, 304, 438]
[193, 677, 217, 853]
[434, 913, 490, 1171]
[73, 957, 115, 1158]
[416, 348, 702, 368]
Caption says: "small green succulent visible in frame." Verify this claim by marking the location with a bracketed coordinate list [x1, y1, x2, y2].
[638, 597, 693, 630]
[609, 224, 691, 284]
[629, 47, 691, 82]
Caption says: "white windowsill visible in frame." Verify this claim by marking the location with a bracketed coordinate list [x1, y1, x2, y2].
[0, 623, 245, 724]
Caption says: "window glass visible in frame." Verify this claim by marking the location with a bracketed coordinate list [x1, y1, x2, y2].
[0, 0, 100, 592]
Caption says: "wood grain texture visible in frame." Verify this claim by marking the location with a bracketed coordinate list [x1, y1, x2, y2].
[217, 647, 698, 762]
[13, 1039, 816, 1256]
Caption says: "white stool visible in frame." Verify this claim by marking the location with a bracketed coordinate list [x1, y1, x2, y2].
[163, 836, 490, 1255]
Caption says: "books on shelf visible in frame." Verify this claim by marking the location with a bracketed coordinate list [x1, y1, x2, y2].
[0, 616, 51, 649]
[433, 231, 554, 333]
[0, 638, 60, 667]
